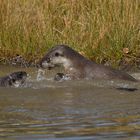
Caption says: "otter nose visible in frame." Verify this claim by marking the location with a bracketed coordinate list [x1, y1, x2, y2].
[37, 57, 50, 68]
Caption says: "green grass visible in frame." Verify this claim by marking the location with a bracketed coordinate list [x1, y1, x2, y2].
[0, 0, 139, 68]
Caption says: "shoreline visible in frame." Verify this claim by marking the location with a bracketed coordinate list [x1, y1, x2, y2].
[0, 54, 140, 72]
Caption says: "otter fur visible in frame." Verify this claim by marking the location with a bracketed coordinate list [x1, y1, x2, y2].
[39, 45, 137, 82]
[0, 71, 27, 87]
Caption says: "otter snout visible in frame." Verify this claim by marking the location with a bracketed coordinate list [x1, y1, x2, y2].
[38, 57, 49, 68]
[39, 57, 55, 70]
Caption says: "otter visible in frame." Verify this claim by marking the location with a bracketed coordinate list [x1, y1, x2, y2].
[39, 45, 138, 82]
[54, 72, 138, 91]
[0, 71, 27, 87]
[54, 73, 71, 81]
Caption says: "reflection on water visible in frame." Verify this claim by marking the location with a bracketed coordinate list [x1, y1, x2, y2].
[0, 65, 140, 140]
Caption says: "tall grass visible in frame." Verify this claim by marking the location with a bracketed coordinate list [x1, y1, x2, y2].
[0, 0, 139, 67]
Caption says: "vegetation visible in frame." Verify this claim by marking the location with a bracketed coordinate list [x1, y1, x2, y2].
[0, 0, 139, 68]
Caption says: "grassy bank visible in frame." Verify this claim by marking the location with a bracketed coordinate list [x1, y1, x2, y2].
[0, 0, 139, 68]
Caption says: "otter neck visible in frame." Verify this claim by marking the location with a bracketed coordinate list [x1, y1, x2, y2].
[62, 58, 73, 71]
[62, 57, 85, 74]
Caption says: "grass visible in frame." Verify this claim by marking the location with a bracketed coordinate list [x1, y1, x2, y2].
[0, 0, 139, 68]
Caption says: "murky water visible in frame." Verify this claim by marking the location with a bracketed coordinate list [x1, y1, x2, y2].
[0, 65, 140, 140]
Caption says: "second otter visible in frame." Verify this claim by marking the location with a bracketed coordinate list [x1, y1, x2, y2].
[39, 45, 137, 82]
[0, 71, 27, 87]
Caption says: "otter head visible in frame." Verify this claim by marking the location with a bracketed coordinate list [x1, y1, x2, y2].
[7, 71, 27, 87]
[39, 45, 75, 70]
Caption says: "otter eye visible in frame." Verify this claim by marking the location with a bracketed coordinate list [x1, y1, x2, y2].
[55, 52, 64, 57]
[55, 52, 60, 57]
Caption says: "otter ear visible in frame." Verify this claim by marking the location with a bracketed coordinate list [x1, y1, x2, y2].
[55, 52, 64, 57]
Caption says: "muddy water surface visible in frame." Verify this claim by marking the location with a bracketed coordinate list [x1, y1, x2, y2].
[0, 65, 140, 140]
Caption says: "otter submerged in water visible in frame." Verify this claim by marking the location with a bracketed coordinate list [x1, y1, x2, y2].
[0, 71, 27, 87]
[39, 45, 138, 83]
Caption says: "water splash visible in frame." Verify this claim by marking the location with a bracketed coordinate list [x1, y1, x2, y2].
[36, 69, 46, 81]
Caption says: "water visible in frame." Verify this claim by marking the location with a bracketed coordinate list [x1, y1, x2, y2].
[0, 65, 140, 140]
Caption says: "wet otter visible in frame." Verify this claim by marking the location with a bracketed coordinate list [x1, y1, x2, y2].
[54, 73, 71, 81]
[39, 45, 138, 82]
[0, 71, 27, 87]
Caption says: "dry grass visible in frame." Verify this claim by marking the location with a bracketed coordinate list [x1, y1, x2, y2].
[0, 0, 139, 67]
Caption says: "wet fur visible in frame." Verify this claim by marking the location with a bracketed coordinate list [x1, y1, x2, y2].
[0, 71, 27, 87]
[40, 45, 137, 82]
